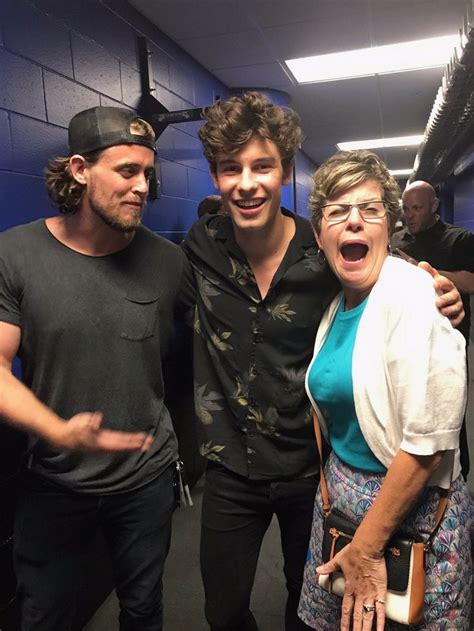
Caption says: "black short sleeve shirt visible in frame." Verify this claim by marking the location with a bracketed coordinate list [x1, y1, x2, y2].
[183, 210, 338, 480]
[0, 220, 190, 493]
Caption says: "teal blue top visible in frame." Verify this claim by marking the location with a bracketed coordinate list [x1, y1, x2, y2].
[308, 296, 386, 473]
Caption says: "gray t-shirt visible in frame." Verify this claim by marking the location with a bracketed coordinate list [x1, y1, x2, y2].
[0, 219, 192, 494]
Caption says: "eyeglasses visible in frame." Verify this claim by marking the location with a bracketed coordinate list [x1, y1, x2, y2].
[321, 200, 388, 224]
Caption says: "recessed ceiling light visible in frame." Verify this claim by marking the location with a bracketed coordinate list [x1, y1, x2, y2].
[285, 35, 457, 84]
[337, 134, 424, 151]
[389, 169, 412, 177]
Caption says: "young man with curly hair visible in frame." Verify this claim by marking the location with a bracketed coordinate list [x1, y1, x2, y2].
[183, 92, 465, 631]
[183, 91, 338, 631]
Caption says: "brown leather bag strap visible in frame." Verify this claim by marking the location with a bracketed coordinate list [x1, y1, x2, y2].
[312, 411, 331, 515]
[424, 489, 449, 551]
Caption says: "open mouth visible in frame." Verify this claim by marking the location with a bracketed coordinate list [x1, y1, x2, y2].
[341, 243, 368, 262]
[234, 198, 265, 211]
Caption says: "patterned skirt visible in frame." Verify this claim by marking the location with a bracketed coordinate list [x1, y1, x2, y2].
[298, 452, 472, 630]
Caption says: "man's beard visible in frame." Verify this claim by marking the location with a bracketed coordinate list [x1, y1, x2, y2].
[90, 198, 143, 233]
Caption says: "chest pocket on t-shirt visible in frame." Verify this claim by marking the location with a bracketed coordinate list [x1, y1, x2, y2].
[120, 294, 160, 341]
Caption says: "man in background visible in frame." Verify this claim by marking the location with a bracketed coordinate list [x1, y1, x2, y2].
[392, 179, 474, 477]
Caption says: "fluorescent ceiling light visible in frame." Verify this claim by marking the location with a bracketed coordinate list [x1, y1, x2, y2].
[286, 34, 457, 83]
[389, 169, 412, 177]
[337, 134, 424, 151]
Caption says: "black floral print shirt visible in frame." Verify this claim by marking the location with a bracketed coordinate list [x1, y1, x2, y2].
[183, 209, 339, 480]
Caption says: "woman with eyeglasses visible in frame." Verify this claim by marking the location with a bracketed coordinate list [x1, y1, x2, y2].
[297, 150, 471, 630]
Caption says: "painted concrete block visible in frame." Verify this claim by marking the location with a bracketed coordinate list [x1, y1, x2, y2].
[2, 0, 73, 77]
[178, 198, 201, 232]
[44, 71, 100, 127]
[33, 0, 138, 70]
[147, 195, 181, 232]
[156, 126, 174, 162]
[10, 114, 68, 176]
[0, 172, 55, 231]
[0, 49, 46, 120]
[160, 159, 188, 198]
[149, 43, 170, 89]
[169, 60, 194, 106]
[187, 167, 215, 202]
[0, 110, 12, 170]
[121, 63, 141, 109]
[172, 129, 202, 169]
[71, 33, 122, 101]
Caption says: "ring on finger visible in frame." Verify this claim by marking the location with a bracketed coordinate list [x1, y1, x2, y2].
[375, 599, 385, 605]
[363, 604, 376, 613]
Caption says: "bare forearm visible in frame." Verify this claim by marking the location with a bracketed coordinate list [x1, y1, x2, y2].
[439, 270, 474, 295]
[0, 363, 66, 445]
[353, 449, 443, 555]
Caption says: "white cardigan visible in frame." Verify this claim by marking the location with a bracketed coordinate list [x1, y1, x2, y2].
[305, 256, 466, 489]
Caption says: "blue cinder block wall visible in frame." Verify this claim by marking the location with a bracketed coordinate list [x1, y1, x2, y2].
[451, 166, 474, 233]
[438, 164, 474, 234]
[0, 0, 314, 242]
[295, 152, 315, 220]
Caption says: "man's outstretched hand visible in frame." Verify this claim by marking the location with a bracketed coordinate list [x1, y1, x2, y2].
[50, 412, 153, 452]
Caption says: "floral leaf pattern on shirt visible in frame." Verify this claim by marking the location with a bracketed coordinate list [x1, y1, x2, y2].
[266, 294, 296, 322]
[229, 256, 256, 286]
[199, 441, 225, 461]
[248, 297, 259, 314]
[211, 330, 233, 352]
[197, 274, 220, 311]
[195, 384, 224, 425]
[247, 405, 280, 437]
[232, 374, 249, 406]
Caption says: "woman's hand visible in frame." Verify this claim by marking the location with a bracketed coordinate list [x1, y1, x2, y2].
[317, 541, 387, 631]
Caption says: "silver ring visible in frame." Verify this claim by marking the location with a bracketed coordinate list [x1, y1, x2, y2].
[363, 604, 376, 613]
[376, 599, 385, 605]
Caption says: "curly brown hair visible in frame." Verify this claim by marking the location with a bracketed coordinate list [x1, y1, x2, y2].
[198, 92, 303, 171]
[309, 150, 402, 234]
[44, 151, 102, 215]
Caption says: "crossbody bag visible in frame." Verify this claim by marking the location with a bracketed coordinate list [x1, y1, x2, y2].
[312, 412, 448, 625]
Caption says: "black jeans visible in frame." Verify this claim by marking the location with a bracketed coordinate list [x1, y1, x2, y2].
[14, 465, 175, 631]
[200, 463, 317, 631]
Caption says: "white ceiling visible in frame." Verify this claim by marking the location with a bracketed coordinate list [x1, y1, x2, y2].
[129, 0, 468, 173]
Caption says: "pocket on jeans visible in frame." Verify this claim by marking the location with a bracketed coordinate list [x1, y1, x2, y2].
[120, 294, 160, 341]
